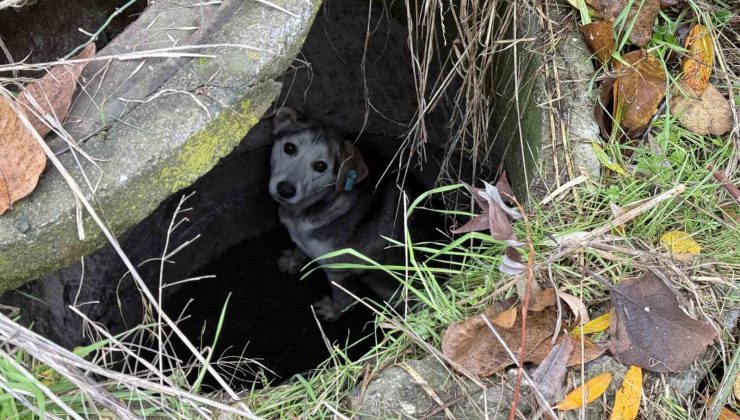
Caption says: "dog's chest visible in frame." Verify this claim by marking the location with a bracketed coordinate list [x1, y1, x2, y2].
[280, 214, 333, 260]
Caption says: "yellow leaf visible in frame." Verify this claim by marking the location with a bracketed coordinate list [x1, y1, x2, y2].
[571, 312, 611, 336]
[660, 230, 701, 258]
[610, 365, 642, 420]
[682, 24, 714, 95]
[556, 372, 613, 410]
[592, 142, 628, 176]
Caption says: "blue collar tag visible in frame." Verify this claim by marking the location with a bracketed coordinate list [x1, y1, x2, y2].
[344, 169, 358, 191]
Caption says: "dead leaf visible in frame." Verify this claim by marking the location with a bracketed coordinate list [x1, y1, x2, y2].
[720, 407, 740, 420]
[530, 287, 556, 312]
[590, 0, 659, 46]
[529, 333, 606, 366]
[556, 372, 613, 410]
[580, 21, 615, 64]
[499, 246, 526, 276]
[442, 301, 558, 376]
[0, 97, 47, 215]
[609, 271, 717, 372]
[531, 334, 574, 403]
[571, 312, 611, 336]
[16, 44, 95, 138]
[682, 24, 713, 95]
[492, 306, 518, 328]
[670, 82, 733, 136]
[610, 365, 642, 420]
[559, 291, 591, 324]
[495, 171, 516, 203]
[660, 230, 701, 260]
[595, 77, 616, 139]
[451, 181, 522, 246]
[613, 50, 667, 134]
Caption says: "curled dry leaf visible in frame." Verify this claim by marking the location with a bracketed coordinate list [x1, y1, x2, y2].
[609, 271, 717, 372]
[442, 299, 559, 376]
[571, 312, 611, 336]
[0, 97, 46, 215]
[610, 365, 642, 420]
[556, 372, 613, 410]
[660, 230, 701, 260]
[559, 291, 591, 324]
[16, 43, 96, 138]
[670, 83, 733, 136]
[613, 50, 667, 135]
[580, 21, 615, 64]
[451, 181, 522, 246]
[530, 287, 556, 312]
[531, 334, 574, 403]
[499, 246, 526, 276]
[682, 24, 713, 95]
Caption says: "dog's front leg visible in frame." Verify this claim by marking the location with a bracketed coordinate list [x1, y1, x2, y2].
[277, 247, 308, 275]
[313, 272, 357, 321]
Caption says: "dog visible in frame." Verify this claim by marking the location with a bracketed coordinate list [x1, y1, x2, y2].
[268, 107, 417, 321]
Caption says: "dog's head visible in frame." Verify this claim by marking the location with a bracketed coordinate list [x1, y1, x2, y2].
[268, 107, 368, 206]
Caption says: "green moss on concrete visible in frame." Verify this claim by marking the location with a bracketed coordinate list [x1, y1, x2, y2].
[160, 99, 259, 193]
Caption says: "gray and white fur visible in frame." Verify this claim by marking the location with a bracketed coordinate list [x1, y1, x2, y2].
[268, 107, 409, 321]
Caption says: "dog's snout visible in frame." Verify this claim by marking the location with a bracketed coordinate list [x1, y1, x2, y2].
[277, 181, 297, 199]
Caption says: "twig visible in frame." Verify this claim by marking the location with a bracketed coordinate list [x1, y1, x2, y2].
[707, 164, 740, 205]
[509, 200, 536, 420]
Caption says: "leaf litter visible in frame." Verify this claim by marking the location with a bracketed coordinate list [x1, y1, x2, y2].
[610, 365, 642, 420]
[556, 372, 613, 410]
[609, 271, 717, 372]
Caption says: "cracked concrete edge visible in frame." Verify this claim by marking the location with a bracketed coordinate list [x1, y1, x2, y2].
[0, 0, 322, 290]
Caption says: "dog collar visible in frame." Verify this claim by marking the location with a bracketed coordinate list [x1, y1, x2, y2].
[344, 169, 358, 191]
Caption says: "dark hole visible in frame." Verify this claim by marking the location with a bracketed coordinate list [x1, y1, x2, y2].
[163, 230, 377, 388]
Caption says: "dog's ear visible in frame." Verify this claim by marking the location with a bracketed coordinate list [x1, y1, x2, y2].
[336, 141, 369, 192]
[272, 107, 299, 135]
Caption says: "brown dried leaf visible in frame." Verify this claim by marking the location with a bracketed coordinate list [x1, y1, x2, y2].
[528, 333, 606, 366]
[559, 291, 591, 324]
[451, 182, 521, 245]
[682, 24, 713, 95]
[531, 334, 574, 403]
[580, 21, 615, 64]
[492, 306, 518, 328]
[613, 50, 667, 134]
[591, 0, 659, 47]
[495, 171, 516, 203]
[0, 97, 46, 215]
[670, 83, 733, 136]
[530, 287, 556, 312]
[609, 271, 717, 372]
[16, 43, 95, 137]
[595, 77, 616, 139]
[442, 302, 559, 376]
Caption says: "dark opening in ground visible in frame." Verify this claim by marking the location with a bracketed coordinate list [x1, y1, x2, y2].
[163, 230, 377, 388]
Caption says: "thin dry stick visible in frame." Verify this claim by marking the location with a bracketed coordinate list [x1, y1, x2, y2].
[707, 163, 740, 205]
[509, 200, 536, 420]
[3, 92, 260, 419]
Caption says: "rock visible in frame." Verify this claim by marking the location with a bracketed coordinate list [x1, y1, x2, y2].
[349, 357, 539, 419]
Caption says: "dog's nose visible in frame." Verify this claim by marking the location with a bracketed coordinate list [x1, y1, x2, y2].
[277, 181, 296, 199]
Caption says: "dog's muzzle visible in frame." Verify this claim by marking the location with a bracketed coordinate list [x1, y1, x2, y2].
[276, 181, 297, 199]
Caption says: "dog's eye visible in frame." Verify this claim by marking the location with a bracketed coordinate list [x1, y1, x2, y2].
[312, 161, 328, 173]
[283, 143, 296, 155]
